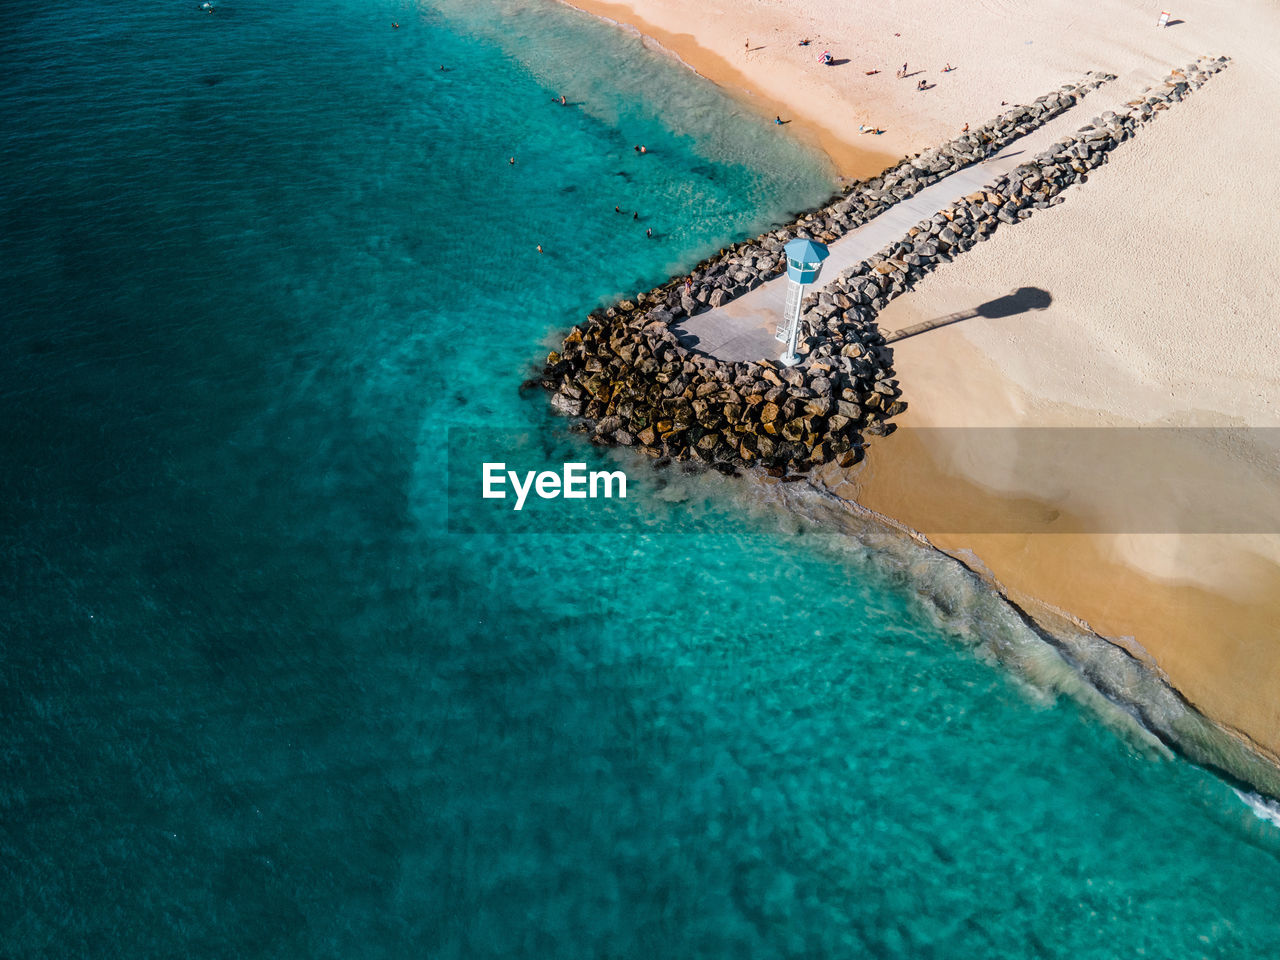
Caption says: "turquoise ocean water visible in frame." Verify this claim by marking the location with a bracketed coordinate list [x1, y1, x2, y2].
[3, 0, 1279, 956]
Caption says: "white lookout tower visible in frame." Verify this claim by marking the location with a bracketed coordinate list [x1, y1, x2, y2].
[775, 237, 830, 367]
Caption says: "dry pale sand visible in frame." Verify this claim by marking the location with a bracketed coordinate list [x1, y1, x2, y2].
[558, 0, 1277, 177]
[557, 0, 1280, 758]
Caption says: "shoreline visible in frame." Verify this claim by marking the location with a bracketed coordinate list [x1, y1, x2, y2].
[765, 475, 1280, 800]
[810, 455, 1280, 784]
[555, 0, 896, 179]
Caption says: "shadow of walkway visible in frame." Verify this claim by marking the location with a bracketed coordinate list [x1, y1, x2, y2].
[885, 286, 1052, 342]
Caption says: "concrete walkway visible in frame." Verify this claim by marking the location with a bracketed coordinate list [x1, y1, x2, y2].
[674, 76, 1151, 362]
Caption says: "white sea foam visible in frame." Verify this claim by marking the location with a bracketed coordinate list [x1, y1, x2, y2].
[1233, 788, 1280, 829]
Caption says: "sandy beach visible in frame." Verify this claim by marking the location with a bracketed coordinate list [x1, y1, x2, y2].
[557, 0, 1280, 759]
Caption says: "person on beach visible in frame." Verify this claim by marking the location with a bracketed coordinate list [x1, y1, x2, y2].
[917, 79, 927, 90]
[942, 63, 954, 72]
[962, 122, 969, 132]
[775, 116, 783, 125]
[899, 62, 908, 77]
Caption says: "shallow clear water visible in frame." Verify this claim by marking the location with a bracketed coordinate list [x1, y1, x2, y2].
[2, 1, 1279, 957]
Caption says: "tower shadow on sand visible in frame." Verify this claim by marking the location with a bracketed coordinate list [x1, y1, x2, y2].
[885, 286, 1052, 343]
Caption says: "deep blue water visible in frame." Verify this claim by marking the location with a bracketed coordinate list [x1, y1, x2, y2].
[3, 1, 1280, 957]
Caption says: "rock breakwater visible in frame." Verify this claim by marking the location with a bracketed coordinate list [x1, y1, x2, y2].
[538, 60, 1227, 474]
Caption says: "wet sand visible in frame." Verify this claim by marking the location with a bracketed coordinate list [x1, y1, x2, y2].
[816, 424, 1280, 763]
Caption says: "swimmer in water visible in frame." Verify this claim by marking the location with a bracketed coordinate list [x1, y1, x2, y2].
[646, 228, 652, 238]
[509, 157, 515, 165]
[536, 245, 543, 253]
[392, 22, 399, 29]
[633, 211, 638, 221]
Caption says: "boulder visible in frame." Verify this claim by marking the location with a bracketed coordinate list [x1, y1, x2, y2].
[550, 394, 584, 417]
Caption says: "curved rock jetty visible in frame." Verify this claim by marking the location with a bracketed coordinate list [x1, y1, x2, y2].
[539, 60, 1226, 474]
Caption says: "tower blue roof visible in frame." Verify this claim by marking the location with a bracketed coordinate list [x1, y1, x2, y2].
[784, 237, 829, 263]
